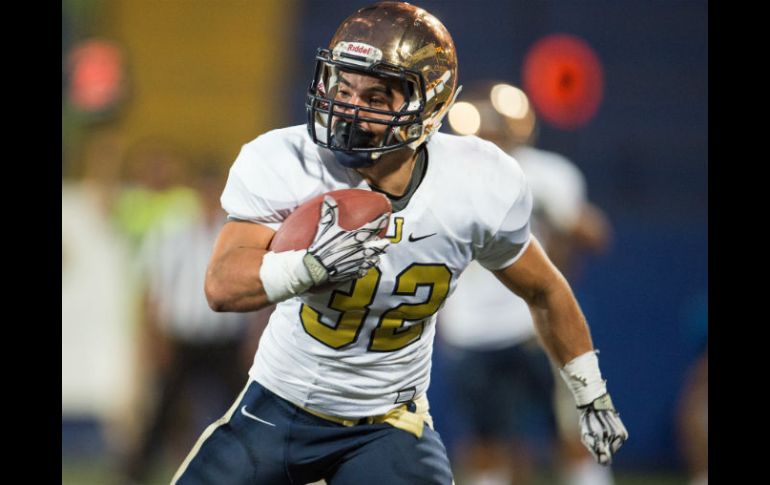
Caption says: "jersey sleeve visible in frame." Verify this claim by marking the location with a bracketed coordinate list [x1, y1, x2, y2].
[220, 133, 299, 230]
[475, 145, 534, 270]
[517, 147, 587, 234]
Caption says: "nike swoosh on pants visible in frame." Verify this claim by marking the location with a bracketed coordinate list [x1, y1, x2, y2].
[240, 405, 276, 427]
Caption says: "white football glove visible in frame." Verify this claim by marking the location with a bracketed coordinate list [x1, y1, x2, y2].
[578, 393, 629, 465]
[560, 350, 628, 466]
[302, 195, 390, 285]
[259, 195, 390, 303]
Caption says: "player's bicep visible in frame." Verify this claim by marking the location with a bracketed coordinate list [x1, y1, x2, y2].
[492, 236, 564, 304]
[210, 220, 276, 264]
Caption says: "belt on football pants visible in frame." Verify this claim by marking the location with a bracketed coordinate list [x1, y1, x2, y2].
[301, 394, 433, 439]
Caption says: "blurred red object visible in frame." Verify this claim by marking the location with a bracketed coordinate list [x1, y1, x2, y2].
[67, 39, 125, 113]
[523, 34, 604, 130]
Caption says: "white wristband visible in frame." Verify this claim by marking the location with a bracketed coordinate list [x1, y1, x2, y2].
[559, 350, 608, 407]
[259, 250, 315, 303]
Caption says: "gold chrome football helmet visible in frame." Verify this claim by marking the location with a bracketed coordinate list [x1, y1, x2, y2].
[306, 1, 460, 167]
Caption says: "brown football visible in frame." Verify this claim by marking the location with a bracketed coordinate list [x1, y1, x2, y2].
[269, 189, 392, 252]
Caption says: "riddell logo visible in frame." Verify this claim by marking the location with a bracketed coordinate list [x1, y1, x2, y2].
[333, 42, 382, 64]
[346, 43, 373, 55]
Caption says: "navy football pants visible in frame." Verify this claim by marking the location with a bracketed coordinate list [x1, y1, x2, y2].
[173, 380, 454, 484]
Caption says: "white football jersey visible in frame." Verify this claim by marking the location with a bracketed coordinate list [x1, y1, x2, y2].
[515, 146, 586, 242]
[221, 125, 532, 418]
[439, 146, 588, 350]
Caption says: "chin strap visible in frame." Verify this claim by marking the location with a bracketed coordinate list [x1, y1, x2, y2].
[330, 121, 381, 168]
[331, 150, 379, 168]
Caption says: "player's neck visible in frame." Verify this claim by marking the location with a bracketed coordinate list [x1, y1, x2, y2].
[355, 148, 417, 197]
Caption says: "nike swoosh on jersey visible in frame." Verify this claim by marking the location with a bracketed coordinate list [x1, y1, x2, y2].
[408, 233, 437, 242]
[240, 405, 276, 426]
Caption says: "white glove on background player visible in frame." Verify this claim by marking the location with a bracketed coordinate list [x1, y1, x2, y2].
[560, 350, 629, 465]
[260, 194, 390, 302]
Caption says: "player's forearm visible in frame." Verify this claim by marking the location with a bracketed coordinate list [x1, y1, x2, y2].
[529, 276, 594, 366]
[205, 247, 273, 312]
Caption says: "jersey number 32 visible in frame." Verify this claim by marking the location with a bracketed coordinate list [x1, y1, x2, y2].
[300, 264, 451, 352]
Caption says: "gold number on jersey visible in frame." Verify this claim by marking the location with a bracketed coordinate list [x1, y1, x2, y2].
[300, 269, 381, 349]
[369, 264, 452, 351]
[299, 264, 452, 352]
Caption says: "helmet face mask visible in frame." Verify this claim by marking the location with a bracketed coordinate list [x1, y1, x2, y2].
[306, 2, 459, 167]
[307, 48, 426, 156]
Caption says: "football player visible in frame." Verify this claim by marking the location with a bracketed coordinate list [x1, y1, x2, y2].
[173, 2, 627, 484]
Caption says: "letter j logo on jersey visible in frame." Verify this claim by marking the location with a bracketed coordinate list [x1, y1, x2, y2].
[387, 217, 404, 243]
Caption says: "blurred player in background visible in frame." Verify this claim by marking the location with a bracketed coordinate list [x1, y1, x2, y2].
[173, 3, 627, 483]
[440, 81, 614, 485]
[113, 138, 200, 250]
[677, 349, 707, 485]
[122, 160, 265, 483]
[677, 294, 708, 485]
